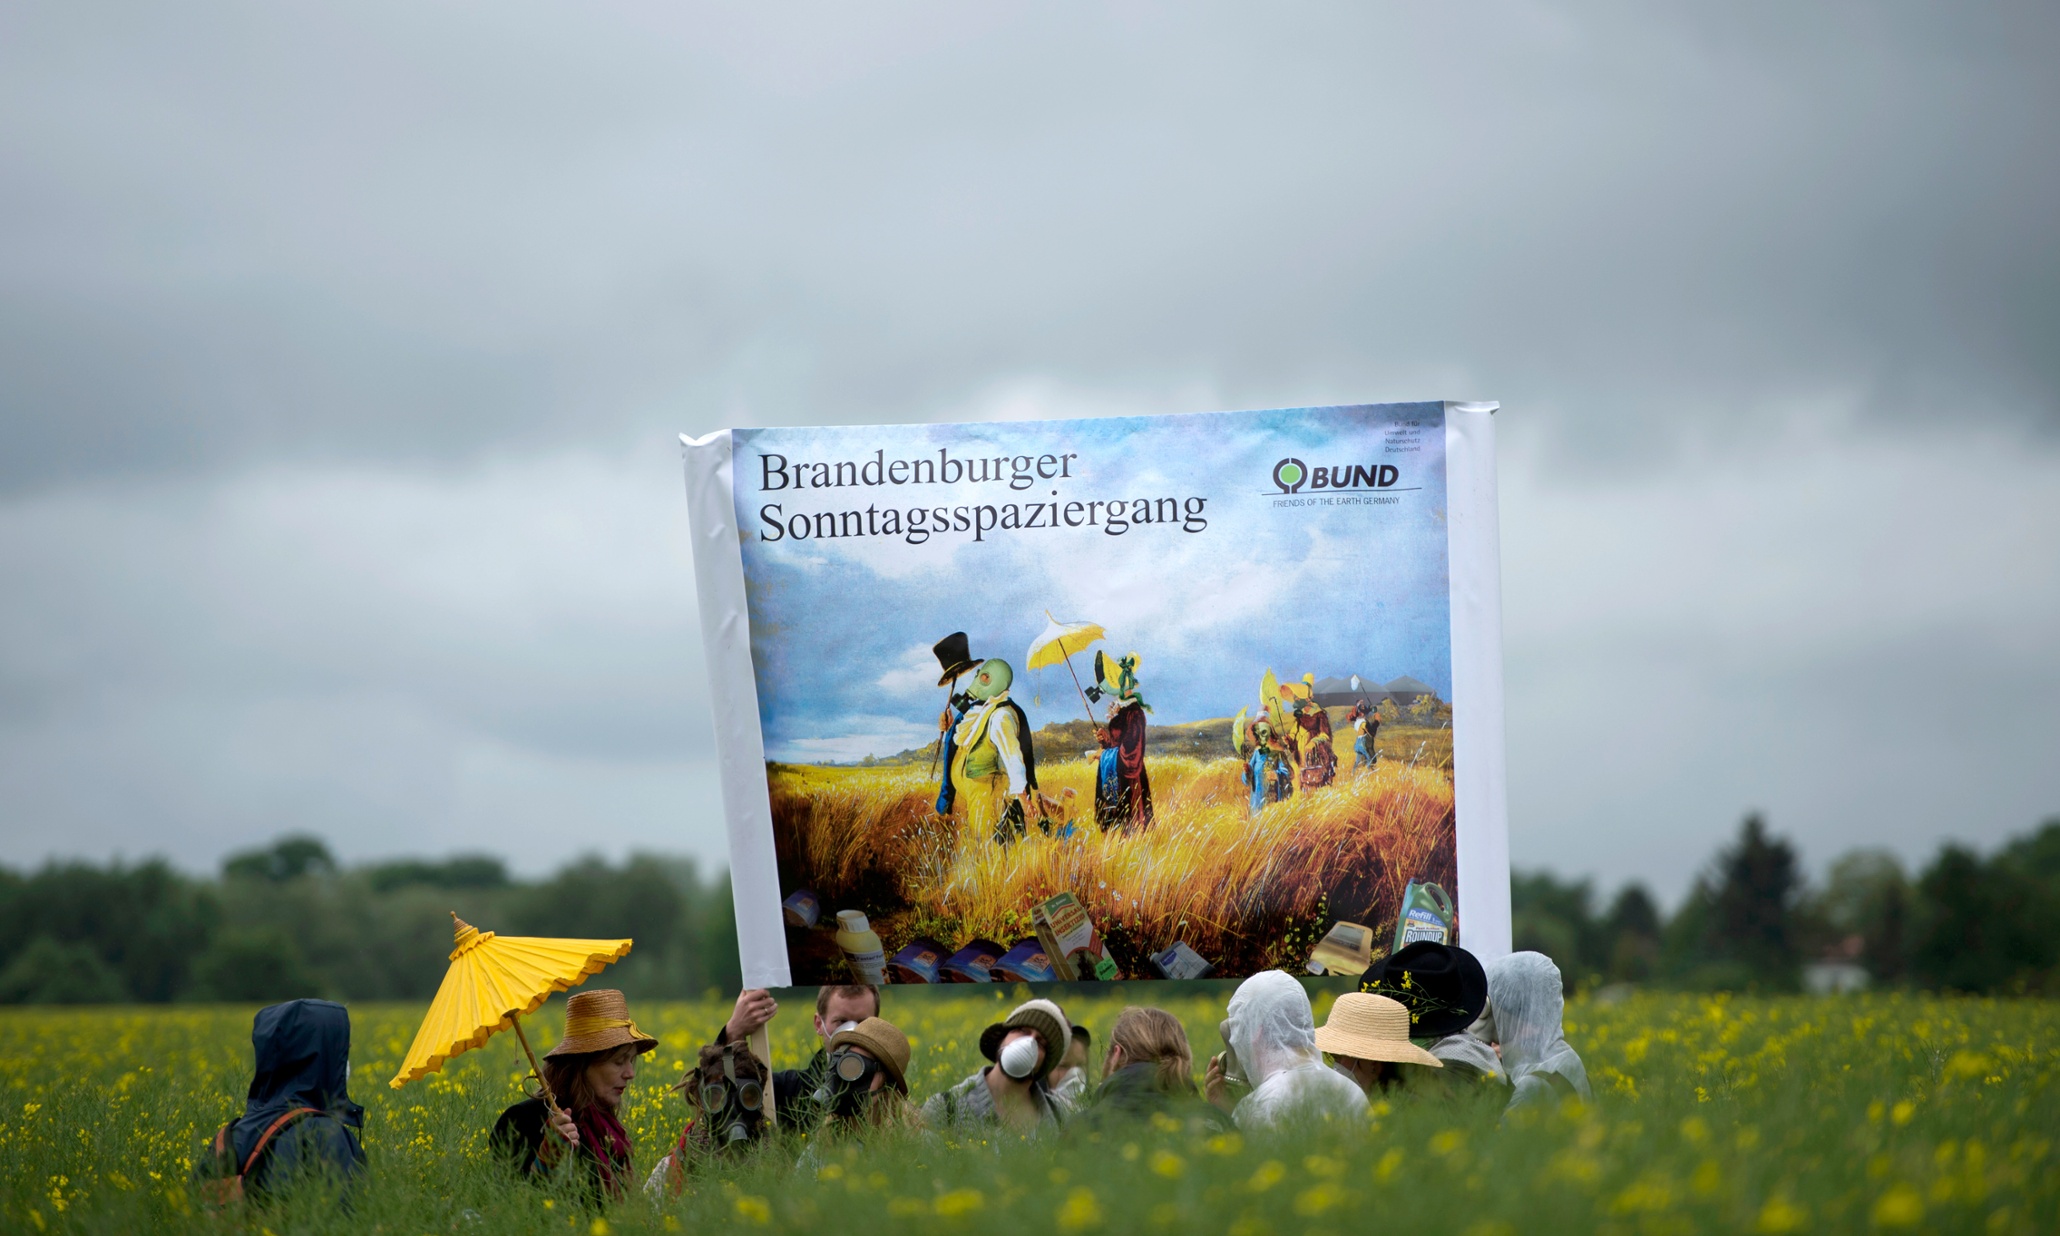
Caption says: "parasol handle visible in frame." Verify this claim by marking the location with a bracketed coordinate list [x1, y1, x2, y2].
[1062, 655, 1100, 731]
[510, 1014, 569, 1128]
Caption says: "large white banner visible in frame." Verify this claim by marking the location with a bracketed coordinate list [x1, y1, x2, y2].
[683, 401, 1509, 988]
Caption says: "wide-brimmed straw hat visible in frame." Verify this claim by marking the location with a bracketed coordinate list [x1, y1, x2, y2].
[1314, 993, 1444, 1068]
[977, 998, 1071, 1081]
[545, 989, 658, 1058]
[826, 1016, 912, 1094]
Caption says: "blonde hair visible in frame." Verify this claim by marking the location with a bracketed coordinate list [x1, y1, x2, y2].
[1107, 1007, 1196, 1096]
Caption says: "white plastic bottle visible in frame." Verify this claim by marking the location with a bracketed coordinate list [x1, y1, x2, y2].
[833, 910, 887, 984]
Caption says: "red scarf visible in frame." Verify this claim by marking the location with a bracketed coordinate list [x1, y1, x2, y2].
[572, 1102, 633, 1199]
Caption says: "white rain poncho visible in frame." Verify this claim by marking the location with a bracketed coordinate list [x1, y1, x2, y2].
[1223, 971, 1367, 1130]
[1428, 1017, 1507, 1083]
[1484, 952, 1591, 1109]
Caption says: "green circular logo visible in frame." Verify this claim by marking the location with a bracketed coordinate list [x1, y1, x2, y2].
[1272, 458, 1307, 493]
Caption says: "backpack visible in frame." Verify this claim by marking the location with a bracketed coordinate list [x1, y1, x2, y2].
[200, 1107, 319, 1206]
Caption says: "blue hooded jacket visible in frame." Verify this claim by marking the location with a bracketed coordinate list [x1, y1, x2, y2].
[222, 999, 366, 1197]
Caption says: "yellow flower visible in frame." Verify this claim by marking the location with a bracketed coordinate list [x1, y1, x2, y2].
[934, 1188, 984, 1218]
[1057, 1187, 1104, 1231]
[1754, 1196, 1807, 1233]
[1872, 1183, 1924, 1228]
[734, 1194, 772, 1225]
[1149, 1150, 1185, 1179]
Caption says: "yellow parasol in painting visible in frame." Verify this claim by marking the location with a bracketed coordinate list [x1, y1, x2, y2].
[388, 913, 632, 1125]
[1026, 611, 1106, 727]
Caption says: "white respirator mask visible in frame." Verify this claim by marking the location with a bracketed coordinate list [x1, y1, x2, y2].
[999, 1035, 1041, 1080]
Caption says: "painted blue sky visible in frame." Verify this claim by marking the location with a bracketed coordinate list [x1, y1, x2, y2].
[733, 403, 1451, 763]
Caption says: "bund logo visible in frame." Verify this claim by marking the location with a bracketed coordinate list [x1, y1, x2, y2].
[1271, 458, 1308, 494]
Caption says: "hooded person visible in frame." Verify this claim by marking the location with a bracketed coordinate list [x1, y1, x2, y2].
[1205, 972, 1367, 1130]
[194, 999, 366, 1204]
[1087, 651, 1154, 834]
[947, 658, 1041, 845]
[1484, 952, 1591, 1111]
[922, 998, 1069, 1132]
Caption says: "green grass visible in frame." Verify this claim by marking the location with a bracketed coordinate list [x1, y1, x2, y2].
[1, 989, 2054, 1234]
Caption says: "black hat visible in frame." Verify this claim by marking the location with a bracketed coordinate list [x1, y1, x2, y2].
[933, 632, 978, 686]
[1359, 942, 1487, 1038]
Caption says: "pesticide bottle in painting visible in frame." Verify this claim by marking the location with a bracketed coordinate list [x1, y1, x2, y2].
[1394, 880, 1456, 947]
[834, 910, 887, 984]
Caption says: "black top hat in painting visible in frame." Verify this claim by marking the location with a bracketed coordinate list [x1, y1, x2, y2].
[1359, 941, 1488, 1038]
[933, 632, 978, 686]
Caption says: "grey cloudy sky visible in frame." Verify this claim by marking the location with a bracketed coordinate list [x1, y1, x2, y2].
[2, 2, 2055, 902]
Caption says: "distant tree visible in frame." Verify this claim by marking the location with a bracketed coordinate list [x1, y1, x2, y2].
[223, 835, 337, 883]
[1912, 842, 2054, 994]
[190, 926, 322, 1002]
[363, 854, 510, 895]
[0, 937, 130, 1004]
[1709, 813, 1803, 988]
[1816, 849, 1910, 983]
[0, 859, 214, 1003]
[1511, 871, 1601, 987]
[1602, 885, 1662, 983]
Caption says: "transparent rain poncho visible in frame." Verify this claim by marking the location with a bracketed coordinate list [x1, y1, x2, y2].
[1484, 952, 1591, 1109]
[1428, 1018, 1507, 1083]
[1223, 971, 1367, 1129]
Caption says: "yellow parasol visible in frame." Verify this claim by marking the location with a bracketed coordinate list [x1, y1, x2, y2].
[388, 913, 632, 1125]
[1026, 611, 1106, 727]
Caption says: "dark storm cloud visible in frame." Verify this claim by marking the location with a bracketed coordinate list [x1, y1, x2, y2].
[3, 1, 2056, 494]
[1, 2, 2055, 883]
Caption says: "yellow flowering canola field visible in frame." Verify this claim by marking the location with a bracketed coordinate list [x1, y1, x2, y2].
[1, 990, 2054, 1234]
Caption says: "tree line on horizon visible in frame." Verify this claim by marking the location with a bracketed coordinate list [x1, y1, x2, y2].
[1515, 814, 2060, 996]
[0, 814, 2054, 1005]
[0, 839, 741, 1006]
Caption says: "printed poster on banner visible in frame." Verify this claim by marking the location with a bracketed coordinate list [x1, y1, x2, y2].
[681, 401, 1510, 988]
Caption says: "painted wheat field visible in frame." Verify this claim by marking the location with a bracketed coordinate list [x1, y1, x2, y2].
[2, 991, 2055, 1235]
[769, 737, 1456, 981]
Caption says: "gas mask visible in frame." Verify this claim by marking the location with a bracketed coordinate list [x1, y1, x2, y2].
[686, 1042, 768, 1148]
[966, 658, 1013, 702]
[814, 1047, 886, 1119]
[1216, 1018, 1247, 1086]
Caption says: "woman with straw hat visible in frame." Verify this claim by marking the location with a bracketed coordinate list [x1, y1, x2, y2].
[1314, 992, 1444, 1095]
[491, 989, 657, 1204]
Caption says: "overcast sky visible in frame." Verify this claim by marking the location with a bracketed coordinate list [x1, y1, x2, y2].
[2, 2, 2055, 904]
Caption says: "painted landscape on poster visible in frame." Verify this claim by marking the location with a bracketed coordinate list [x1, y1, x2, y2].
[731, 404, 1459, 983]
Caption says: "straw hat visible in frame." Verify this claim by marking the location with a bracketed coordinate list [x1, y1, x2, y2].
[545, 989, 658, 1057]
[977, 998, 1071, 1080]
[826, 1017, 912, 1094]
[1314, 993, 1443, 1068]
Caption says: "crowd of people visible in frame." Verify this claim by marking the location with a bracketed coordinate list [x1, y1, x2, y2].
[194, 943, 1589, 1208]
